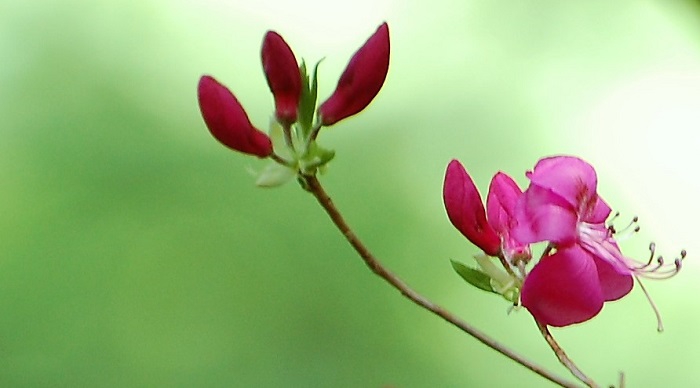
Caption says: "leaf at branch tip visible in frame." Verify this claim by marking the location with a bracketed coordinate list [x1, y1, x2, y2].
[255, 161, 296, 187]
[450, 260, 498, 294]
[298, 59, 322, 137]
[299, 141, 335, 174]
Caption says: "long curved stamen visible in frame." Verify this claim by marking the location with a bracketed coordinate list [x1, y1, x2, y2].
[580, 210, 685, 331]
[602, 216, 685, 280]
[635, 275, 664, 332]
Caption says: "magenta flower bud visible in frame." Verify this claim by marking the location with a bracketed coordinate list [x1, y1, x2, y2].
[197, 75, 273, 158]
[261, 31, 302, 125]
[443, 159, 501, 257]
[318, 22, 390, 126]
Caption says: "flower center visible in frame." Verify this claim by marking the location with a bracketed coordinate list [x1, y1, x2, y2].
[578, 214, 686, 332]
[577, 214, 684, 279]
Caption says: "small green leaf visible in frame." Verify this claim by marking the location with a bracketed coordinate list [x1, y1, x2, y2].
[309, 59, 320, 115]
[450, 260, 498, 294]
[311, 142, 335, 165]
[297, 59, 322, 137]
[300, 61, 308, 78]
[255, 162, 296, 188]
[298, 141, 335, 174]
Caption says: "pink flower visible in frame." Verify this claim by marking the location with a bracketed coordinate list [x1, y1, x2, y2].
[197, 75, 273, 158]
[261, 31, 302, 126]
[318, 22, 390, 126]
[443, 160, 529, 260]
[514, 156, 681, 327]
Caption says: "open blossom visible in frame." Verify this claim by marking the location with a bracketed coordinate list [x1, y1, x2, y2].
[514, 156, 682, 327]
[318, 22, 390, 126]
[445, 156, 683, 327]
[197, 75, 273, 157]
[443, 159, 530, 260]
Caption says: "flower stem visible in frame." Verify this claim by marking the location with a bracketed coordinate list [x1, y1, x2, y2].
[535, 320, 599, 387]
[301, 174, 580, 388]
[308, 122, 323, 142]
[497, 253, 519, 279]
[281, 122, 294, 149]
[270, 153, 294, 167]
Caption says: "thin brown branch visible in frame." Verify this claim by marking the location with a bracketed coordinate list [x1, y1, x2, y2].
[302, 174, 580, 388]
[535, 320, 598, 388]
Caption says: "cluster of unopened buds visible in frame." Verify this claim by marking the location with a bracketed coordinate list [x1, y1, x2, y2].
[444, 156, 685, 329]
[197, 23, 389, 186]
[196, 21, 686, 386]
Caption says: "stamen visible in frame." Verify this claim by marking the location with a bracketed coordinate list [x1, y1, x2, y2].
[651, 255, 664, 272]
[677, 250, 687, 271]
[630, 244, 685, 279]
[607, 211, 621, 233]
[634, 275, 664, 332]
[607, 214, 639, 240]
[646, 242, 656, 267]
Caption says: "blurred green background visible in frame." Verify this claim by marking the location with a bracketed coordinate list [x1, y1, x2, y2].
[2, 0, 700, 386]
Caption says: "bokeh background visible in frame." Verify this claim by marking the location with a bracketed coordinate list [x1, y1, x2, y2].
[2, 0, 700, 386]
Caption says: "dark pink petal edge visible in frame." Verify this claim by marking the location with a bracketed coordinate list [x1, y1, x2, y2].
[443, 159, 500, 256]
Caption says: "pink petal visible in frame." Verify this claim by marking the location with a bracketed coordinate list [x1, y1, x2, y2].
[486, 172, 522, 235]
[197, 75, 273, 157]
[587, 195, 612, 224]
[592, 255, 634, 301]
[318, 22, 390, 126]
[521, 245, 604, 327]
[443, 160, 500, 256]
[261, 31, 302, 125]
[513, 185, 578, 245]
[527, 156, 599, 212]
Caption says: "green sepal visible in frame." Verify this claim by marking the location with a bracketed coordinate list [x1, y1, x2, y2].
[255, 161, 296, 188]
[299, 141, 335, 174]
[450, 260, 498, 294]
[297, 59, 321, 137]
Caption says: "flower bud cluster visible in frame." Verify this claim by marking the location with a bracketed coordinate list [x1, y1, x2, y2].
[197, 23, 390, 184]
